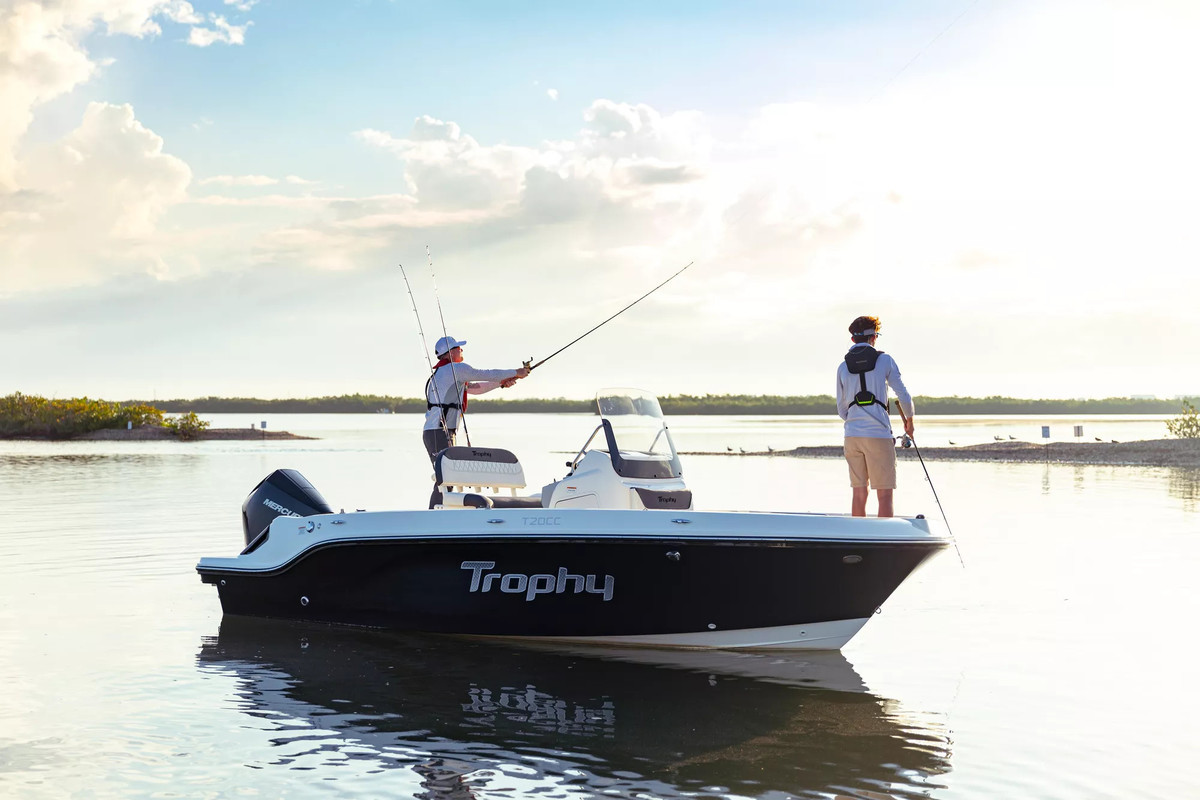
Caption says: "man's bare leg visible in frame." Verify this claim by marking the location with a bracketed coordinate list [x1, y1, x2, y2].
[876, 488, 894, 518]
[851, 487, 869, 517]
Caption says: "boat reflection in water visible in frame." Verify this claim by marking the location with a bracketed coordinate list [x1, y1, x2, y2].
[198, 618, 952, 798]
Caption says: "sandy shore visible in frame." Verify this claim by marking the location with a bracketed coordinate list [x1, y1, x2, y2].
[686, 439, 1200, 469]
[71, 426, 316, 441]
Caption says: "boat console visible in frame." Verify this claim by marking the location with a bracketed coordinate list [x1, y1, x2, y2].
[433, 389, 693, 511]
[541, 388, 692, 510]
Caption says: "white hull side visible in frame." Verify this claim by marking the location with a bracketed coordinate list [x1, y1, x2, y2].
[488, 618, 872, 651]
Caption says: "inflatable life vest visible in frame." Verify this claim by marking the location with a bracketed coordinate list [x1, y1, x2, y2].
[425, 363, 463, 424]
[844, 346, 889, 412]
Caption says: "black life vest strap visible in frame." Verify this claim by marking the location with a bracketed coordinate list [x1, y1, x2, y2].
[424, 371, 462, 413]
[844, 346, 890, 412]
[854, 371, 889, 411]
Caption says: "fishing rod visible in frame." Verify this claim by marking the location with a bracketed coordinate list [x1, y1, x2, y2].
[427, 245, 470, 445]
[398, 263, 434, 371]
[400, 261, 454, 439]
[895, 399, 965, 567]
[523, 260, 694, 372]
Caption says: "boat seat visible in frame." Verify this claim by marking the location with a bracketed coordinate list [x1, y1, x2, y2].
[435, 446, 526, 494]
[439, 492, 544, 509]
[487, 496, 543, 509]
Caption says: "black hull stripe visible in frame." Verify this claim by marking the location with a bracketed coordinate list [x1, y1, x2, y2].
[198, 535, 947, 579]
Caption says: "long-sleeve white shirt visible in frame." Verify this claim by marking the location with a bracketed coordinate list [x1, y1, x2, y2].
[423, 361, 520, 431]
[836, 345, 913, 439]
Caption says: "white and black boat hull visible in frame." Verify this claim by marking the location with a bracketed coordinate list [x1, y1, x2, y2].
[198, 509, 946, 650]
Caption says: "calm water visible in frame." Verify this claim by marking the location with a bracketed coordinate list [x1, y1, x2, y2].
[1, 413, 1197, 799]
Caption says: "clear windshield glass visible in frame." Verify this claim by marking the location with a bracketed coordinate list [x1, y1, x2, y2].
[595, 388, 676, 460]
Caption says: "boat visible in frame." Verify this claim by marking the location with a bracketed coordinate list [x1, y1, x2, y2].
[196, 388, 949, 649]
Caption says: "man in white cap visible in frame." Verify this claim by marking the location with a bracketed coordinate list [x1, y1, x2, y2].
[423, 336, 529, 493]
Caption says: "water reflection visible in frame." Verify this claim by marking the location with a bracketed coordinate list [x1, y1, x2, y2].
[1168, 468, 1200, 510]
[0, 452, 188, 494]
[198, 618, 951, 798]
[0, 451, 171, 472]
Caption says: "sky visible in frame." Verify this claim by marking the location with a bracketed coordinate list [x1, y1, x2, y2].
[2, 0, 1198, 402]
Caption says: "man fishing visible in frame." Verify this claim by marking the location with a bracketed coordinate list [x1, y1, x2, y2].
[423, 335, 529, 506]
[835, 316, 914, 518]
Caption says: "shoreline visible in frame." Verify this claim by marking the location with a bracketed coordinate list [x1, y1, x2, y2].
[2, 426, 317, 442]
[6, 428, 1196, 467]
[684, 439, 1200, 469]
[82, 426, 317, 441]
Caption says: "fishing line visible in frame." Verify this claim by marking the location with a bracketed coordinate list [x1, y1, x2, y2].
[896, 400, 965, 567]
[525, 261, 694, 372]
[868, 0, 980, 103]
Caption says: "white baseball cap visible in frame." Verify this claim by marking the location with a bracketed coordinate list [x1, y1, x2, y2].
[434, 335, 466, 356]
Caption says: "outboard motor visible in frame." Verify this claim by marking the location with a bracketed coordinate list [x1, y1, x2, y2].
[241, 469, 334, 545]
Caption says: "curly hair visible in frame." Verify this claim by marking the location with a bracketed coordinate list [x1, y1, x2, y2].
[849, 315, 880, 343]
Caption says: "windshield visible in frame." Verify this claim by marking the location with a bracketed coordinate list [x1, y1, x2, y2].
[595, 388, 678, 466]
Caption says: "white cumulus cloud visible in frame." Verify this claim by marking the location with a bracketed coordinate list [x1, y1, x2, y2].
[187, 15, 250, 46]
[2, 102, 191, 292]
[0, 1, 255, 190]
[163, 1, 204, 26]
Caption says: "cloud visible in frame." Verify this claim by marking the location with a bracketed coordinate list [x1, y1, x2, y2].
[354, 101, 712, 225]
[356, 118, 539, 213]
[580, 100, 709, 160]
[0, 2, 97, 189]
[622, 160, 702, 186]
[171, 101, 714, 280]
[519, 165, 605, 224]
[5, 1, 1200, 401]
[2, 102, 190, 293]
[410, 115, 464, 142]
[163, 1, 204, 26]
[0, 1, 256, 190]
[187, 15, 250, 46]
[547, 88, 558, 101]
[0, 1, 268, 295]
[7, 1, 1198, 331]
[200, 174, 279, 187]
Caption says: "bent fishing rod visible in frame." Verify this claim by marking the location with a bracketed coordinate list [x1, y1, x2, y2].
[894, 399, 965, 567]
[522, 260, 694, 372]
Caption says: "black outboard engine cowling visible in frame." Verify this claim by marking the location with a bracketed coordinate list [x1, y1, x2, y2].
[241, 469, 334, 545]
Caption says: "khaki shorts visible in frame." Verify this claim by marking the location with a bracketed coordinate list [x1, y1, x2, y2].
[844, 436, 897, 490]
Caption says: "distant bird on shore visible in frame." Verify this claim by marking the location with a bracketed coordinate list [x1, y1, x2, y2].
[1008, 435, 1017, 440]
[994, 435, 1004, 441]
[739, 447, 746, 454]
[767, 446, 775, 452]
[1111, 439, 1119, 443]
[949, 441, 957, 446]
[726, 446, 733, 452]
